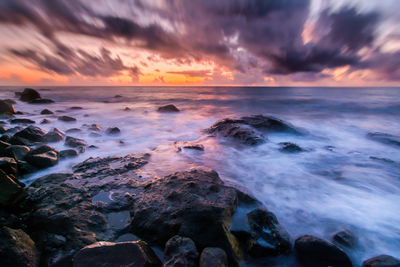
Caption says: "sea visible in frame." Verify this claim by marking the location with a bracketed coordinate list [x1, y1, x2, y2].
[1, 86, 399, 265]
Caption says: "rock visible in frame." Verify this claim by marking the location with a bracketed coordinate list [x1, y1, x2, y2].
[175, 141, 205, 152]
[17, 160, 37, 175]
[0, 135, 11, 143]
[157, 104, 180, 112]
[10, 118, 35, 124]
[8, 136, 33, 146]
[163, 235, 199, 267]
[28, 145, 58, 155]
[114, 94, 123, 98]
[14, 126, 47, 142]
[106, 127, 121, 135]
[0, 126, 6, 134]
[0, 99, 16, 114]
[4, 99, 17, 104]
[73, 241, 161, 267]
[241, 115, 301, 134]
[88, 124, 102, 131]
[124, 107, 131, 111]
[3, 145, 30, 161]
[58, 115, 77, 122]
[0, 227, 39, 267]
[89, 132, 101, 138]
[40, 119, 51, 124]
[0, 170, 23, 205]
[0, 140, 11, 150]
[69, 106, 83, 110]
[5, 126, 23, 134]
[59, 149, 78, 159]
[65, 136, 87, 148]
[66, 128, 82, 134]
[279, 142, 304, 153]
[40, 109, 54, 115]
[367, 132, 400, 147]
[29, 99, 54, 104]
[0, 157, 18, 175]
[362, 255, 400, 267]
[43, 131, 64, 143]
[25, 151, 58, 169]
[19, 88, 41, 102]
[199, 247, 228, 267]
[332, 229, 357, 248]
[295, 235, 353, 267]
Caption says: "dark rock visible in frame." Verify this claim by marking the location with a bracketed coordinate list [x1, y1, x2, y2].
[26, 151, 58, 168]
[157, 104, 180, 112]
[40, 109, 54, 115]
[362, 255, 400, 267]
[19, 88, 41, 102]
[73, 241, 161, 267]
[69, 106, 83, 110]
[114, 94, 123, 98]
[8, 136, 32, 146]
[295, 235, 353, 267]
[43, 130, 64, 143]
[88, 145, 98, 149]
[0, 100, 16, 114]
[164, 235, 199, 267]
[124, 107, 131, 111]
[0, 140, 11, 150]
[241, 115, 301, 134]
[58, 115, 77, 122]
[65, 136, 87, 148]
[175, 141, 205, 152]
[4, 145, 30, 161]
[106, 127, 121, 135]
[0, 157, 18, 175]
[66, 128, 82, 134]
[59, 149, 78, 159]
[0, 134, 12, 143]
[87, 124, 102, 131]
[5, 126, 22, 134]
[0, 126, 6, 134]
[279, 142, 304, 153]
[28, 145, 58, 156]
[29, 98, 54, 104]
[0, 170, 23, 205]
[40, 119, 51, 124]
[10, 118, 35, 124]
[367, 132, 400, 147]
[199, 247, 228, 267]
[14, 126, 46, 142]
[332, 229, 357, 248]
[0, 227, 39, 267]
[17, 160, 37, 175]
[89, 132, 101, 138]
[4, 99, 16, 105]
[370, 156, 396, 164]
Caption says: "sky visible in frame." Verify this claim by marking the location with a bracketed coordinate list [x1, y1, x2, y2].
[0, 0, 399, 86]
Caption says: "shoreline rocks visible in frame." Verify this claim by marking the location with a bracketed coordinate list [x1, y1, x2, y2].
[157, 104, 180, 112]
[19, 88, 41, 102]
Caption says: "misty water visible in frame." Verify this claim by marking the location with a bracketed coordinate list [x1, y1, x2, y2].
[1, 86, 399, 265]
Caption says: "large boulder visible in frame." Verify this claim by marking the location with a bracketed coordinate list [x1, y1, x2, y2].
[19, 88, 41, 102]
[14, 126, 47, 142]
[0, 227, 39, 267]
[0, 100, 16, 115]
[25, 151, 58, 169]
[0, 170, 23, 205]
[3, 145, 30, 161]
[73, 241, 161, 267]
[295, 235, 353, 267]
[362, 255, 400, 267]
[163, 235, 198, 267]
[367, 132, 400, 148]
[199, 247, 228, 267]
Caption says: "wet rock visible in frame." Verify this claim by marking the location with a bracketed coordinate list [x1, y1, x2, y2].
[124, 107, 131, 111]
[19, 88, 41, 102]
[158, 104, 180, 112]
[0, 140, 10, 150]
[106, 127, 121, 135]
[114, 94, 122, 98]
[88, 124, 102, 131]
[0, 157, 18, 175]
[0, 126, 6, 134]
[58, 115, 77, 122]
[3, 145, 30, 161]
[28, 145, 58, 155]
[0, 134, 12, 143]
[10, 118, 35, 124]
[59, 149, 78, 159]
[73, 241, 161, 267]
[66, 128, 82, 134]
[17, 160, 37, 175]
[4, 99, 17, 105]
[295, 235, 352, 267]
[5, 126, 23, 134]
[362, 255, 400, 267]
[89, 132, 101, 138]
[69, 106, 83, 110]
[40, 119, 51, 124]
[0, 227, 39, 267]
[367, 132, 400, 147]
[241, 115, 301, 134]
[0, 170, 23, 205]
[164, 235, 199, 267]
[199, 247, 228, 267]
[8, 136, 33, 146]
[40, 109, 54, 115]
[279, 142, 304, 153]
[0, 99, 16, 114]
[29, 98, 54, 104]
[332, 229, 357, 248]
[43, 130, 64, 143]
[25, 151, 58, 169]
[175, 141, 205, 152]
[14, 126, 46, 142]
[65, 136, 87, 148]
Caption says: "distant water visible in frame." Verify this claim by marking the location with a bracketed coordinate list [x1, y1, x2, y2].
[1, 86, 400, 265]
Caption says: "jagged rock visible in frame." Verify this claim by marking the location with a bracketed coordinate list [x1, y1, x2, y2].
[58, 115, 76, 122]
[10, 118, 35, 124]
[19, 88, 41, 102]
[25, 151, 58, 169]
[14, 126, 46, 142]
[73, 241, 161, 267]
[199, 247, 228, 267]
[40, 119, 51, 124]
[158, 104, 180, 112]
[332, 229, 357, 248]
[0, 100, 16, 114]
[59, 149, 78, 159]
[279, 142, 304, 153]
[367, 132, 400, 147]
[0, 157, 18, 175]
[65, 136, 87, 148]
[175, 141, 205, 152]
[295, 235, 353, 267]
[3, 145, 30, 161]
[40, 109, 54, 115]
[0, 227, 39, 267]
[0, 170, 23, 205]
[362, 255, 400, 267]
[106, 127, 121, 135]
[163, 236, 198, 267]
[29, 99, 54, 104]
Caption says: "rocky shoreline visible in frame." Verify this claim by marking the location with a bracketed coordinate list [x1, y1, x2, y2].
[0, 88, 399, 267]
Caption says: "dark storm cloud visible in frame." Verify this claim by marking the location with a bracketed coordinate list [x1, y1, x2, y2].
[0, 0, 399, 81]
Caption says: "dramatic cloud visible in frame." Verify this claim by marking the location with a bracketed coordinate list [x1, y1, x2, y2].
[0, 0, 398, 84]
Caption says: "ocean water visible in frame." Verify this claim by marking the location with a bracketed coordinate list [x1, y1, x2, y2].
[1, 86, 399, 265]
